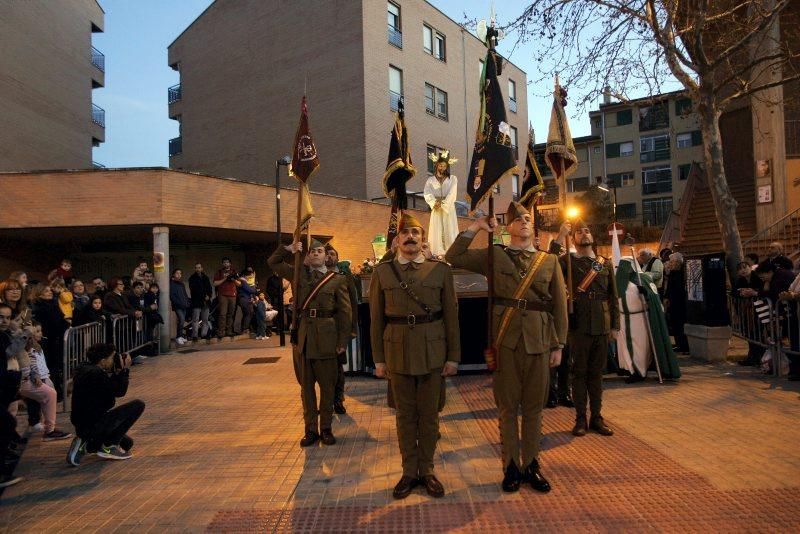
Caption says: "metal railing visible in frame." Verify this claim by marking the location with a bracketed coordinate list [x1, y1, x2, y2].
[91, 46, 105, 71]
[112, 314, 158, 356]
[62, 320, 107, 410]
[726, 293, 796, 377]
[168, 83, 182, 104]
[741, 206, 800, 257]
[389, 91, 402, 112]
[169, 136, 182, 156]
[777, 298, 799, 377]
[92, 103, 105, 127]
[92, 161, 105, 169]
[388, 25, 402, 48]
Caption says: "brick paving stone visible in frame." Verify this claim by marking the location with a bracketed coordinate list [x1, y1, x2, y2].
[0, 339, 798, 532]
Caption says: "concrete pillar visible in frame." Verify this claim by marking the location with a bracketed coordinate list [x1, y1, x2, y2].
[153, 226, 171, 352]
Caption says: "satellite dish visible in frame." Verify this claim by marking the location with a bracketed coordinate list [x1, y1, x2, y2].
[477, 19, 487, 43]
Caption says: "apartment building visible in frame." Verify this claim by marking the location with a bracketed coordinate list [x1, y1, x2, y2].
[167, 0, 527, 207]
[0, 0, 105, 171]
[533, 91, 704, 230]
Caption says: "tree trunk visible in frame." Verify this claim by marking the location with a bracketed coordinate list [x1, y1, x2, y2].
[698, 96, 744, 281]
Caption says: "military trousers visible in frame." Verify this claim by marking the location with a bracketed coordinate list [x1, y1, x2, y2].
[390, 370, 443, 477]
[549, 344, 571, 402]
[493, 343, 550, 470]
[293, 348, 338, 434]
[569, 333, 607, 418]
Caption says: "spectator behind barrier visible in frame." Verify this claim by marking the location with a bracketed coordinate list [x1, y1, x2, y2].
[8, 272, 30, 306]
[30, 283, 68, 397]
[72, 280, 90, 313]
[755, 262, 795, 302]
[766, 242, 794, 271]
[74, 294, 109, 327]
[170, 269, 191, 345]
[189, 263, 213, 342]
[51, 278, 73, 325]
[67, 343, 145, 467]
[90, 276, 107, 298]
[0, 303, 24, 488]
[48, 259, 74, 285]
[103, 278, 141, 319]
[0, 279, 31, 325]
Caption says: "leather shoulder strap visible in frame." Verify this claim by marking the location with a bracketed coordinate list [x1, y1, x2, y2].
[300, 271, 337, 312]
[388, 261, 432, 316]
[495, 251, 550, 348]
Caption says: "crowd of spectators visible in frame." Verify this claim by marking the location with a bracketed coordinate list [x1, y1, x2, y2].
[0, 256, 290, 488]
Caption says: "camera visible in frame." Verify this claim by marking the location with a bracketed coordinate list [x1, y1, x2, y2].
[227, 271, 240, 282]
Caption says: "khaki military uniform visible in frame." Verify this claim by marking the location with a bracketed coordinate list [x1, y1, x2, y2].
[369, 256, 460, 478]
[447, 232, 568, 470]
[549, 243, 620, 420]
[334, 267, 360, 405]
[268, 247, 352, 435]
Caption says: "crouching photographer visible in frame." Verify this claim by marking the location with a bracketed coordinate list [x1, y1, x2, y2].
[67, 343, 145, 466]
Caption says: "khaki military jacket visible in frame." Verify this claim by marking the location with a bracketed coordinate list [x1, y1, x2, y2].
[268, 247, 352, 358]
[548, 242, 621, 336]
[369, 256, 460, 375]
[446, 232, 568, 354]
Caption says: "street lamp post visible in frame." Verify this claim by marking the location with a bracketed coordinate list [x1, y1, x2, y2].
[275, 155, 291, 347]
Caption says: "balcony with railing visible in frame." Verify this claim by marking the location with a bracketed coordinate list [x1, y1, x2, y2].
[389, 91, 402, 112]
[91, 46, 105, 71]
[92, 161, 106, 169]
[388, 25, 402, 48]
[787, 120, 800, 158]
[169, 136, 182, 157]
[168, 83, 182, 104]
[92, 103, 105, 127]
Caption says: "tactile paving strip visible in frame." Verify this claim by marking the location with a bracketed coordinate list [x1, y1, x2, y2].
[207, 375, 800, 532]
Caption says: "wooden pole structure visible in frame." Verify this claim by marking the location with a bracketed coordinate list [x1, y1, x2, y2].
[561, 158, 574, 314]
[485, 194, 497, 370]
[290, 188, 304, 335]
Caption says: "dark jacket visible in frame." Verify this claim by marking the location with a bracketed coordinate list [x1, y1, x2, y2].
[237, 279, 256, 300]
[170, 279, 191, 310]
[73, 305, 109, 327]
[126, 291, 145, 311]
[734, 272, 763, 294]
[770, 255, 794, 272]
[760, 269, 796, 303]
[70, 363, 129, 435]
[188, 272, 213, 308]
[103, 291, 137, 317]
[73, 294, 91, 313]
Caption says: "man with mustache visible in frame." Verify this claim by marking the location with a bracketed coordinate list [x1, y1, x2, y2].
[268, 238, 352, 448]
[550, 220, 619, 437]
[369, 213, 460, 500]
[446, 201, 568, 493]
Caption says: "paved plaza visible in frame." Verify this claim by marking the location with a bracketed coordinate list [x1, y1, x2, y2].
[1, 339, 799, 532]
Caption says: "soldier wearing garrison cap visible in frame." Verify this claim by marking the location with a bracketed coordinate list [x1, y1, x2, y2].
[446, 201, 568, 493]
[268, 237, 352, 448]
[369, 212, 460, 500]
[550, 220, 620, 437]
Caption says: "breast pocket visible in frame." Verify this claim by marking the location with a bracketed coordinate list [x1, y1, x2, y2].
[420, 278, 442, 304]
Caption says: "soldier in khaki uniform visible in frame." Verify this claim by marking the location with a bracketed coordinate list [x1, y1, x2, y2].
[549, 221, 619, 437]
[324, 244, 360, 415]
[369, 213, 460, 500]
[446, 201, 568, 493]
[268, 238, 352, 447]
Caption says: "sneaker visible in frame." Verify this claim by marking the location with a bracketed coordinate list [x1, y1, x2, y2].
[0, 474, 23, 488]
[67, 437, 86, 466]
[176, 337, 186, 345]
[42, 429, 72, 442]
[96, 444, 132, 460]
[132, 355, 148, 364]
[255, 336, 262, 340]
[28, 423, 44, 433]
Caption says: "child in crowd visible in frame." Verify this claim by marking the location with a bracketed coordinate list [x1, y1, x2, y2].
[52, 279, 74, 325]
[10, 324, 71, 441]
[255, 292, 277, 340]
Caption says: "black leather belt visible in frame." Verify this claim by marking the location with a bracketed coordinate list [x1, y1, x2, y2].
[385, 310, 443, 325]
[302, 308, 335, 318]
[575, 291, 608, 300]
[495, 297, 553, 312]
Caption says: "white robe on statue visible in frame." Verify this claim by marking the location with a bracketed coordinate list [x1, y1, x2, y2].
[615, 258, 652, 377]
[423, 174, 459, 256]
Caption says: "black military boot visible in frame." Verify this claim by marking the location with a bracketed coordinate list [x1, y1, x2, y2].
[299, 431, 320, 447]
[392, 476, 418, 499]
[320, 429, 337, 445]
[572, 415, 587, 437]
[524, 459, 551, 493]
[589, 415, 614, 436]
[557, 394, 575, 408]
[546, 390, 558, 409]
[501, 460, 522, 493]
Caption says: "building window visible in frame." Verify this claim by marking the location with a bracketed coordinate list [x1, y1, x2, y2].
[642, 197, 673, 226]
[640, 133, 670, 162]
[616, 109, 632, 126]
[606, 141, 633, 158]
[642, 165, 672, 195]
[679, 163, 692, 180]
[510, 126, 518, 160]
[567, 177, 590, 193]
[608, 172, 634, 188]
[508, 79, 517, 113]
[389, 65, 403, 111]
[423, 25, 446, 60]
[592, 117, 602, 129]
[512, 174, 520, 200]
[617, 203, 637, 220]
[388, 2, 402, 48]
[639, 101, 669, 131]
[593, 146, 601, 154]
[427, 144, 443, 174]
[676, 130, 702, 149]
[424, 83, 448, 120]
[675, 97, 692, 116]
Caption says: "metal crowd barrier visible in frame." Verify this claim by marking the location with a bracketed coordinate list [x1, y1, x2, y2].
[111, 314, 159, 356]
[727, 293, 795, 377]
[62, 319, 106, 411]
